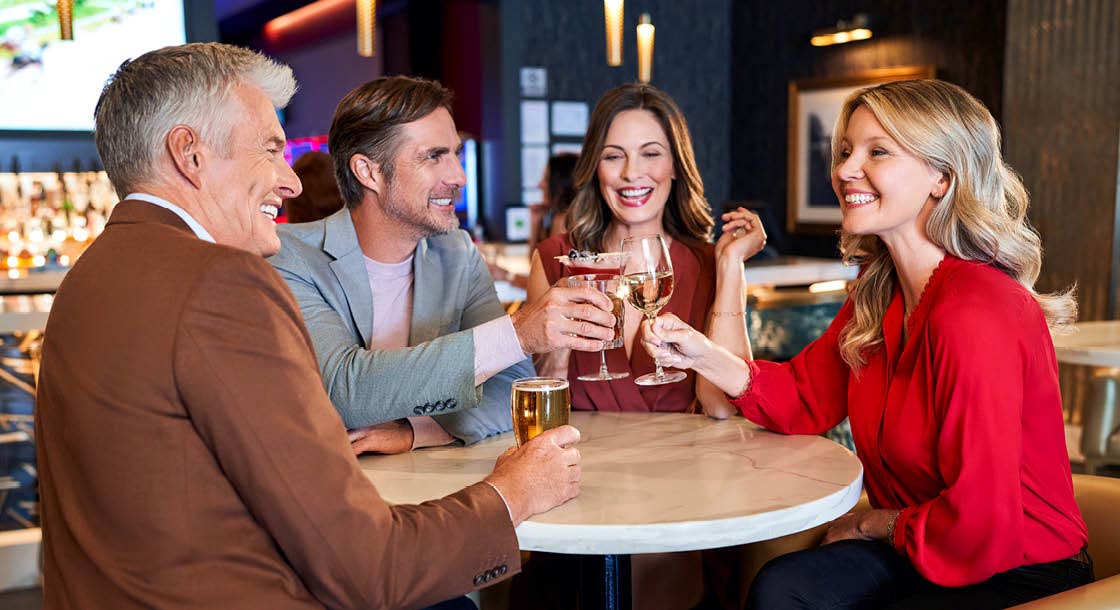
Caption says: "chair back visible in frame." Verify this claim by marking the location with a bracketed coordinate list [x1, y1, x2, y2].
[1080, 373, 1120, 474]
[1072, 473, 1120, 578]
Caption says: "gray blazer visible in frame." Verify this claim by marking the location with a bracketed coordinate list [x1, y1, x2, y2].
[269, 209, 531, 444]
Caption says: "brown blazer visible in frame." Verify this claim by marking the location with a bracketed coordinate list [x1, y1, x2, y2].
[35, 201, 520, 609]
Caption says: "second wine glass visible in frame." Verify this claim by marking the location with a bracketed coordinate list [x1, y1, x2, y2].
[621, 234, 686, 385]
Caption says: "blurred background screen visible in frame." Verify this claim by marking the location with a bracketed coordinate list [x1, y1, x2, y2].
[0, 0, 187, 131]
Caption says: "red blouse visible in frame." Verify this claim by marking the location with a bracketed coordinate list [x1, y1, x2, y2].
[538, 233, 715, 412]
[732, 256, 1087, 587]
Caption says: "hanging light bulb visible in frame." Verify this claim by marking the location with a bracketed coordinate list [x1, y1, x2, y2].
[57, 0, 74, 41]
[810, 14, 873, 47]
[357, 0, 376, 57]
[604, 0, 623, 66]
[636, 13, 654, 83]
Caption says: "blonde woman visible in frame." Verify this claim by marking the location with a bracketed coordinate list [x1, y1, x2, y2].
[643, 79, 1091, 609]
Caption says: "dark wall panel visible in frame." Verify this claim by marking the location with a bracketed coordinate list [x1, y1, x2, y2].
[1003, 0, 1120, 424]
[498, 0, 731, 239]
[731, 0, 1006, 257]
[1003, 0, 1120, 321]
[273, 32, 384, 139]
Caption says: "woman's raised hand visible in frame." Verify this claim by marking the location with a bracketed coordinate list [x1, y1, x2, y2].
[640, 313, 714, 371]
[715, 207, 768, 264]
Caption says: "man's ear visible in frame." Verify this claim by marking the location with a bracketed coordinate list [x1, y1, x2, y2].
[167, 125, 205, 190]
[349, 153, 383, 197]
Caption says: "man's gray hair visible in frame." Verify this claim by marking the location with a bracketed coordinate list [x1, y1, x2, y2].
[94, 42, 297, 197]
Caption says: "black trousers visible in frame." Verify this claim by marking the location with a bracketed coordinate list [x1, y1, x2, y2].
[745, 539, 1093, 610]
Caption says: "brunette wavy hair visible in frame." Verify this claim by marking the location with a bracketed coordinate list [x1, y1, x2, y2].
[566, 83, 713, 251]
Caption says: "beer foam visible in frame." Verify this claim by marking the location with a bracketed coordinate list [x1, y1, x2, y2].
[513, 377, 570, 392]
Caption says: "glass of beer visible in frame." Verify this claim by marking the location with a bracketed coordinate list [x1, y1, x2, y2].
[510, 377, 571, 446]
[566, 273, 628, 381]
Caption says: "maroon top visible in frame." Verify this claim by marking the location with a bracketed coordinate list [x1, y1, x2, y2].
[538, 232, 715, 412]
[732, 256, 1087, 586]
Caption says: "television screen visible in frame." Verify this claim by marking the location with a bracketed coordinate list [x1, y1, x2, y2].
[0, 0, 186, 132]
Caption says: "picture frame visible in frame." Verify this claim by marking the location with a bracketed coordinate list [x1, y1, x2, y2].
[786, 65, 937, 235]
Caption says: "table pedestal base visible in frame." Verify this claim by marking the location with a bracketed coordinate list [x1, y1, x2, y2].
[580, 554, 631, 610]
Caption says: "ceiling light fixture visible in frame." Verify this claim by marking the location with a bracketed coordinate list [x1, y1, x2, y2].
[57, 0, 73, 41]
[357, 0, 376, 57]
[810, 14, 872, 47]
[604, 0, 623, 66]
[636, 13, 654, 83]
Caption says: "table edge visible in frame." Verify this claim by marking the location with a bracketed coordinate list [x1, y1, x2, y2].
[514, 466, 864, 555]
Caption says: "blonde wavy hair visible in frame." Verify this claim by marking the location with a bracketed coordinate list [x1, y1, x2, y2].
[835, 79, 1076, 370]
[567, 83, 713, 251]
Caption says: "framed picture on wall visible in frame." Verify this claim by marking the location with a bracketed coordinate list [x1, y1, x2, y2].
[786, 65, 936, 235]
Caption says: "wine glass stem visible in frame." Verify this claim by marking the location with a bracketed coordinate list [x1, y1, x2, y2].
[646, 313, 666, 379]
[598, 348, 610, 376]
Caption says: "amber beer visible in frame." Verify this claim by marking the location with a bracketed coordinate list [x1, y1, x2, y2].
[510, 377, 570, 446]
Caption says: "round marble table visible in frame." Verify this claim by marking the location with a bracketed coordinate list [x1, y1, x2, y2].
[359, 411, 864, 608]
[1051, 321, 1120, 368]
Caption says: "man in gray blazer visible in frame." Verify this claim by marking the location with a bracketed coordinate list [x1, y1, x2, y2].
[270, 76, 615, 452]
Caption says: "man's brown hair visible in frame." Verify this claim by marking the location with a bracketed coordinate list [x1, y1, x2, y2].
[329, 76, 454, 208]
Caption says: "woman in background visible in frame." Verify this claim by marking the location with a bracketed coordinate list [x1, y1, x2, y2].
[643, 79, 1091, 609]
[528, 152, 579, 253]
[489, 153, 579, 288]
[283, 151, 344, 223]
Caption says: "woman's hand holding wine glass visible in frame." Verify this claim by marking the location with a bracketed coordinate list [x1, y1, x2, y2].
[621, 233, 686, 386]
[640, 313, 713, 370]
[641, 313, 754, 398]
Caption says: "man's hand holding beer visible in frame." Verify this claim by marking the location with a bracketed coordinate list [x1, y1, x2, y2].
[485, 425, 582, 526]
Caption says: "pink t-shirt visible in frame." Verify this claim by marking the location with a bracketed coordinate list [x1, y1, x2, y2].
[363, 255, 526, 447]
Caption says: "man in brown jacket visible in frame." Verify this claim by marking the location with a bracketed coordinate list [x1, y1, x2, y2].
[34, 42, 582, 610]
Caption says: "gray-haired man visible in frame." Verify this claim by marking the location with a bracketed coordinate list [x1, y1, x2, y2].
[36, 42, 581, 610]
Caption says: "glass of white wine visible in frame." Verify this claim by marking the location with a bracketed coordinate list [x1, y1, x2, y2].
[620, 234, 686, 386]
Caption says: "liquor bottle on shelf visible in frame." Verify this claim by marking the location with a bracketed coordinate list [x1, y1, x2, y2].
[0, 168, 118, 269]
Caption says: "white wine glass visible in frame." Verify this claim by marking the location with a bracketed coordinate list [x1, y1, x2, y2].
[620, 234, 686, 385]
[566, 273, 629, 381]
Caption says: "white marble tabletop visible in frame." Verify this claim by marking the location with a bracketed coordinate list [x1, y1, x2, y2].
[1051, 321, 1120, 368]
[359, 411, 863, 555]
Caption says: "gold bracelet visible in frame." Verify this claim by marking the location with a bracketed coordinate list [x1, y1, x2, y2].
[885, 510, 900, 543]
[710, 311, 746, 317]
